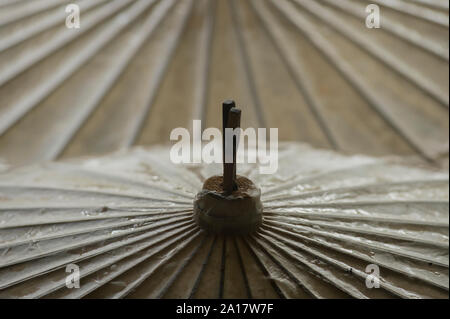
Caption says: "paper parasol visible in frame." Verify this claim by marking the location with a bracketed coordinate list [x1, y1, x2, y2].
[0, 142, 448, 299]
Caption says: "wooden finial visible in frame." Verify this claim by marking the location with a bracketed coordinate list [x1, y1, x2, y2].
[193, 101, 262, 234]
[223, 107, 241, 195]
[222, 100, 235, 162]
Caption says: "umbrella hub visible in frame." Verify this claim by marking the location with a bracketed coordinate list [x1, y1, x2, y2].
[193, 175, 263, 234]
[193, 100, 262, 234]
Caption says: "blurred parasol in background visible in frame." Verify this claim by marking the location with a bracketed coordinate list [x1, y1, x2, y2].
[0, 0, 447, 167]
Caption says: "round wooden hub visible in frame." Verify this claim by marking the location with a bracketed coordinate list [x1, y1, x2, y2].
[193, 175, 263, 235]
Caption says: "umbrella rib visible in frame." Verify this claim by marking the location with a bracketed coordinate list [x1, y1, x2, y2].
[233, 237, 253, 299]
[141, 152, 203, 190]
[265, 219, 449, 268]
[263, 199, 448, 211]
[0, 0, 135, 92]
[241, 237, 287, 299]
[262, 163, 376, 196]
[263, 222, 449, 291]
[0, 0, 72, 28]
[48, 0, 181, 160]
[262, 179, 449, 202]
[261, 161, 429, 196]
[0, 211, 193, 250]
[188, 235, 217, 299]
[0, 205, 191, 212]
[0, 216, 195, 269]
[258, 228, 414, 299]
[248, 0, 338, 149]
[156, 235, 210, 299]
[32, 227, 202, 299]
[264, 215, 449, 248]
[362, 0, 449, 27]
[123, 0, 195, 147]
[0, 0, 25, 9]
[229, 0, 267, 129]
[248, 235, 321, 298]
[291, 0, 449, 108]
[266, 0, 446, 160]
[0, 185, 192, 204]
[406, 0, 449, 11]
[191, 0, 216, 125]
[50, 166, 197, 198]
[255, 232, 375, 299]
[0, 207, 192, 230]
[76, 229, 203, 299]
[111, 230, 203, 299]
[0, 221, 198, 291]
[218, 236, 226, 299]
[0, 0, 108, 53]
[319, 0, 448, 61]
[263, 209, 449, 227]
[0, 0, 137, 88]
[0, 0, 159, 140]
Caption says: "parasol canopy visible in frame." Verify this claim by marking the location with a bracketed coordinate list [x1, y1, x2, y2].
[0, 142, 448, 298]
[0, 0, 448, 166]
